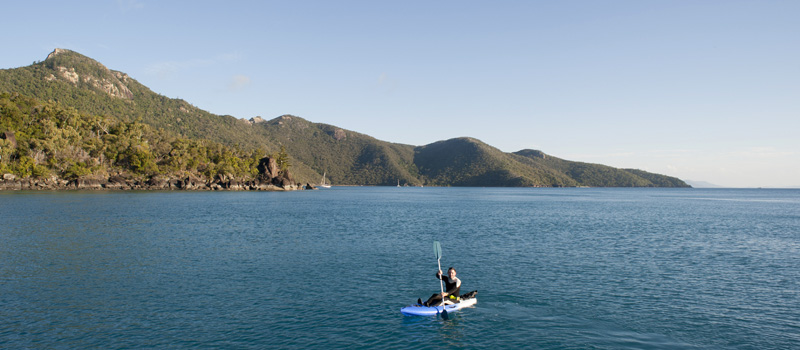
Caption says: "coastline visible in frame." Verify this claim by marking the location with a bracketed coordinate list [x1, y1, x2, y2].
[0, 176, 305, 191]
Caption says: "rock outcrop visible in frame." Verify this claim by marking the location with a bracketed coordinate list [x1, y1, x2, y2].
[0, 155, 302, 192]
[46, 48, 70, 60]
[248, 116, 265, 125]
[1, 131, 17, 148]
[45, 48, 134, 100]
[332, 128, 346, 141]
[257, 157, 280, 179]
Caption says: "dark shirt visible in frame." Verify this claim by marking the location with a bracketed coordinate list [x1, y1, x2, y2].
[437, 272, 461, 297]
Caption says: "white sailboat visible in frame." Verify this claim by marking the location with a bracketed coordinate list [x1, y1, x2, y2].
[319, 172, 331, 188]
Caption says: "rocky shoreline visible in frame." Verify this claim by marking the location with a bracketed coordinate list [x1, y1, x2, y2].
[0, 156, 317, 191]
[0, 175, 312, 191]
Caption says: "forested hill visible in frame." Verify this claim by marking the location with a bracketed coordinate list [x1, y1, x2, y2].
[0, 49, 690, 188]
[0, 49, 274, 150]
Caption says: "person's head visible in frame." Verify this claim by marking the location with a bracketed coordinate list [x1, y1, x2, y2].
[448, 267, 457, 278]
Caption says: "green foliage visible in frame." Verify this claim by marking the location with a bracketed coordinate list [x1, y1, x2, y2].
[0, 49, 278, 153]
[14, 155, 35, 178]
[0, 92, 270, 182]
[0, 139, 14, 162]
[275, 146, 290, 171]
[0, 49, 690, 188]
[121, 145, 157, 175]
[253, 116, 419, 185]
[63, 161, 91, 180]
[624, 169, 688, 187]
[514, 150, 690, 187]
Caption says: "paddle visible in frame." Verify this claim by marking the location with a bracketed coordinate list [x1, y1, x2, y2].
[433, 241, 449, 320]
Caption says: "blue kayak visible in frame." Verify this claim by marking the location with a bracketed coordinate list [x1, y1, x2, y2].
[400, 298, 477, 316]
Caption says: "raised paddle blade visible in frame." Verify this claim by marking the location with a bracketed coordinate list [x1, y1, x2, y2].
[433, 241, 442, 260]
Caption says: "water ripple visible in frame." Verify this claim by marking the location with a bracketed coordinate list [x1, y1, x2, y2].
[1, 188, 798, 349]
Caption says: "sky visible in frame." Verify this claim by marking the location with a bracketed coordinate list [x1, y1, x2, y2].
[2, 0, 798, 188]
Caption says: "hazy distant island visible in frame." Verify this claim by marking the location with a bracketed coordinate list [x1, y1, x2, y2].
[0, 49, 690, 190]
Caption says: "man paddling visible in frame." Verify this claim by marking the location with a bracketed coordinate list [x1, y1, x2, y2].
[420, 267, 461, 307]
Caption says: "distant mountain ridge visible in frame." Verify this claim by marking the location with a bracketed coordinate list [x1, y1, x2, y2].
[0, 49, 689, 187]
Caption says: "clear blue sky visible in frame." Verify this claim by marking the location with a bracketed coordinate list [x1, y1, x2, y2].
[2, 1, 798, 187]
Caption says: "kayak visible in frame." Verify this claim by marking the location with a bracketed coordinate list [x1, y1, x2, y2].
[400, 297, 477, 316]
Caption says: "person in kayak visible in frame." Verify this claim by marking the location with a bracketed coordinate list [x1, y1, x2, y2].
[419, 267, 461, 307]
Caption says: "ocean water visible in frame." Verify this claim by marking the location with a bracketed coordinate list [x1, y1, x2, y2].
[1, 188, 798, 349]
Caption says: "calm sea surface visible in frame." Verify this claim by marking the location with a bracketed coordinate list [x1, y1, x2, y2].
[1, 188, 798, 349]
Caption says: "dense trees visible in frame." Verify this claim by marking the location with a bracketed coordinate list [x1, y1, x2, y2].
[0, 92, 280, 183]
[0, 50, 277, 154]
[0, 49, 690, 188]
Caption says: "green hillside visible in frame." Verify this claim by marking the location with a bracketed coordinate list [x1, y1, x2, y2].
[1, 49, 690, 188]
[415, 138, 563, 186]
[0, 92, 283, 186]
[0, 49, 276, 151]
[414, 139, 688, 187]
[514, 149, 688, 187]
[250, 115, 420, 186]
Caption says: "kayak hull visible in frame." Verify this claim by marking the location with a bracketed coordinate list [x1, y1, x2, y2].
[400, 298, 477, 316]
